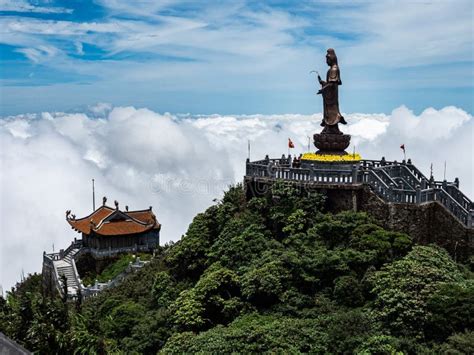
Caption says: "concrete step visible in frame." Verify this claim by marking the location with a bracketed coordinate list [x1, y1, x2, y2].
[58, 269, 73, 274]
[59, 276, 76, 283]
[58, 275, 74, 279]
[60, 277, 77, 284]
[56, 263, 78, 289]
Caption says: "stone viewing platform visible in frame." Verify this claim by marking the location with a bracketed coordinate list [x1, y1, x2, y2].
[245, 155, 473, 229]
[245, 155, 473, 260]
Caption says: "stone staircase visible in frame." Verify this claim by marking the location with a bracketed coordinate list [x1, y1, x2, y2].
[52, 245, 81, 296]
[44, 240, 152, 299]
[360, 160, 473, 226]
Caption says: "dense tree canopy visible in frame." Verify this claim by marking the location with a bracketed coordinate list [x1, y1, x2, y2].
[0, 182, 472, 353]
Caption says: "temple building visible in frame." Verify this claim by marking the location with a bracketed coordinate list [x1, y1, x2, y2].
[43, 197, 161, 299]
[66, 198, 160, 253]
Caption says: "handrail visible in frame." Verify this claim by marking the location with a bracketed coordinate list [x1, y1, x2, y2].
[85, 245, 151, 258]
[64, 239, 82, 257]
[389, 165, 422, 187]
[441, 184, 472, 210]
[51, 257, 63, 296]
[372, 167, 399, 188]
[43, 253, 63, 296]
[71, 258, 81, 291]
[44, 252, 61, 261]
[392, 176, 416, 191]
[405, 162, 429, 181]
[438, 188, 468, 211]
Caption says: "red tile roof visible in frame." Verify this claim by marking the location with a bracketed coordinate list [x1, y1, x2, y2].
[127, 210, 156, 224]
[67, 205, 160, 236]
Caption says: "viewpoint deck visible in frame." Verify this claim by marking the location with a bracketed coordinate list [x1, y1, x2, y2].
[245, 155, 473, 229]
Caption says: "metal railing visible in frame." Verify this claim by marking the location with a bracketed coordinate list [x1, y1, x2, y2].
[245, 156, 473, 228]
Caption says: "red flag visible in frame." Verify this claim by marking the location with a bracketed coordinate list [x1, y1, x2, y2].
[400, 144, 405, 152]
[288, 138, 295, 149]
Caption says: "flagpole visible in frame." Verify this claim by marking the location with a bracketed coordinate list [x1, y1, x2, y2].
[444, 161, 447, 180]
[248, 140, 250, 160]
[92, 178, 95, 211]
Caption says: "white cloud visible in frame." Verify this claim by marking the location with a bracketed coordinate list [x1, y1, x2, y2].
[1, 0, 471, 101]
[3, 17, 129, 36]
[310, 0, 473, 68]
[387, 106, 470, 140]
[74, 41, 84, 56]
[0, 0, 73, 14]
[15, 44, 59, 63]
[94, 0, 184, 19]
[87, 102, 113, 117]
[0, 105, 472, 292]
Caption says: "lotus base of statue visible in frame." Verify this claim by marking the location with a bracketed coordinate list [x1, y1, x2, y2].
[313, 129, 350, 155]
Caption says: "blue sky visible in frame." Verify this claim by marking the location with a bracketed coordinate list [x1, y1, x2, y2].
[0, 0, 473, 116]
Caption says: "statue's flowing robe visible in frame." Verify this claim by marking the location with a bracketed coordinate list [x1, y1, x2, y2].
[322, 64, 343, 126]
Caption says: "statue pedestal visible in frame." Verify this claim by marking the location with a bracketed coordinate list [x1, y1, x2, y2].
[313, 127, 350, 155]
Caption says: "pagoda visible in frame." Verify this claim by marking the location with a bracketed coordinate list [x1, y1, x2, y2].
[43, 197, 161, 299]
[66, 197, 160, 253]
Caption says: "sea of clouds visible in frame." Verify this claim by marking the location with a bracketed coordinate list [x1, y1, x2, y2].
[0, 105, 472, 291]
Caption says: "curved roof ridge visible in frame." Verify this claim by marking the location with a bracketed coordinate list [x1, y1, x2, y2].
[67, 205, 115, 222]
[124, 214, 155, 226]
[127, 208, 153, 213]
[93, 211, 153, 230]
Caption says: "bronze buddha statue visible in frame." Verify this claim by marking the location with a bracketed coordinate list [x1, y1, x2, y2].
[312, 48, 351, 154]
[317, 48, 347, 133]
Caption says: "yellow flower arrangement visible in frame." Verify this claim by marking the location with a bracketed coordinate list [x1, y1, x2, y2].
[301, 152, 362, 162]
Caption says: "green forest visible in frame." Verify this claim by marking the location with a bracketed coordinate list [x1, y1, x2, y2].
[1, 182, 473, 354]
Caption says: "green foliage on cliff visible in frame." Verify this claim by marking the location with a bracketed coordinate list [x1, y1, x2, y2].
[0, 182, 472, 354]
[81, 252, 153, 286]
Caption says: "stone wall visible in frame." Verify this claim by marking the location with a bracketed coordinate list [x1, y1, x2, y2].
[244, 177, 473, 261]
[358, 185, 472, 261]
[41, 257, 58, 297]
[244, 176, 360, 212]
[75, 252, 119, 281]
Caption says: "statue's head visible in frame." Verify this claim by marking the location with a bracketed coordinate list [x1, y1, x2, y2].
[326, 48, 338, 66]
